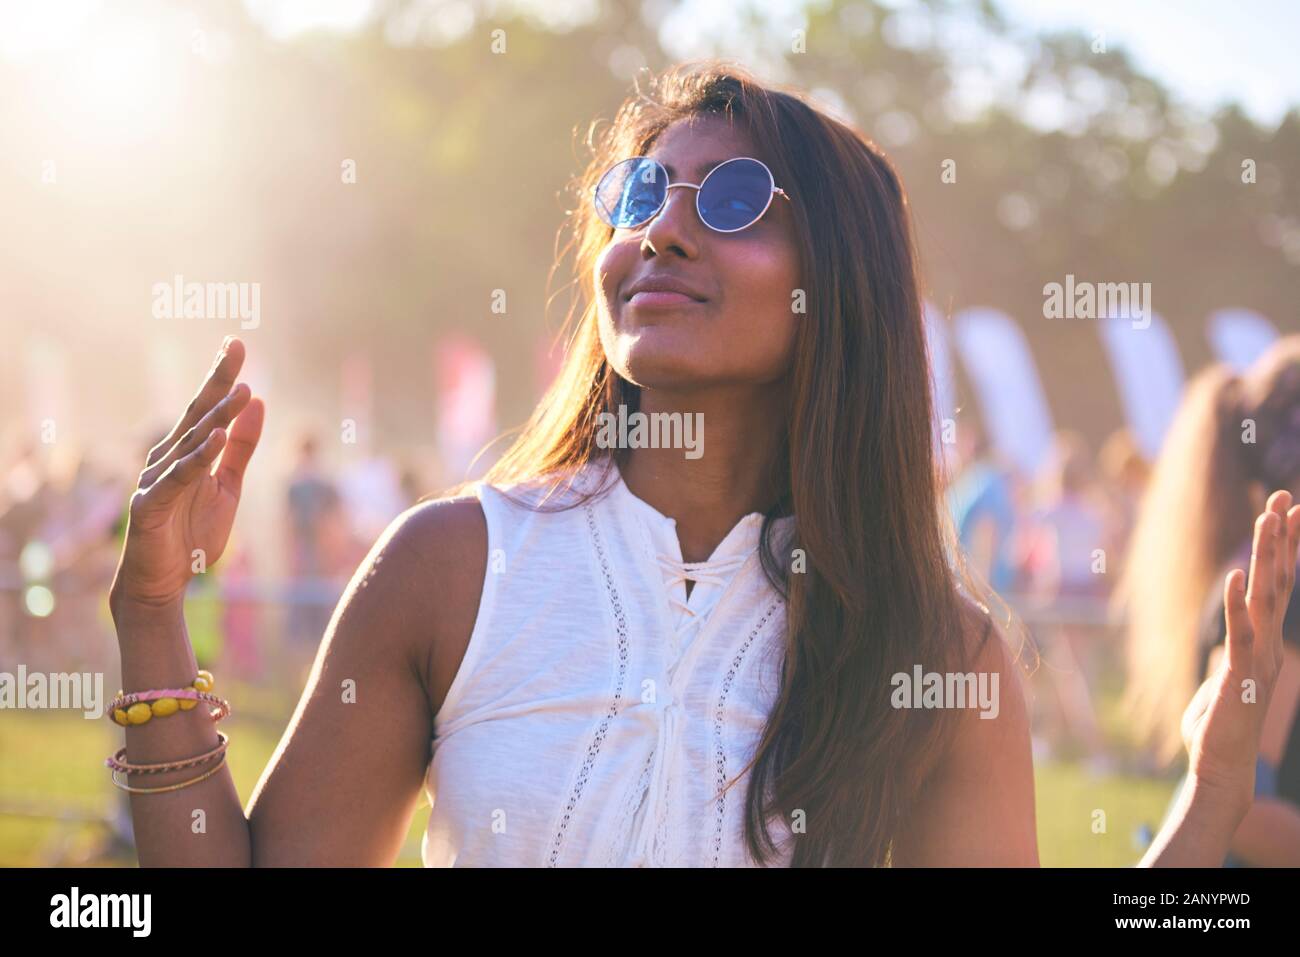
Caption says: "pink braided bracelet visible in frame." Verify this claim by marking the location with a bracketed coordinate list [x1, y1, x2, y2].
[108, 687, 231, 723]
[105, 732, 231, 774]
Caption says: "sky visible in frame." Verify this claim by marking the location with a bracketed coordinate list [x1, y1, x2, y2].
[988, 0, 1300, 125]
[242, 0, 1300, 126]
[1, 0, 1295, 126]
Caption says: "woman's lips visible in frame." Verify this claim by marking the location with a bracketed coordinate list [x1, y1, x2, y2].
[626, 290, 705, 308]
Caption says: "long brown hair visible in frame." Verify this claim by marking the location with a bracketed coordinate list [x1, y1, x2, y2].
[463, 60, 997, 866]
[1118, 335, 1300, 764]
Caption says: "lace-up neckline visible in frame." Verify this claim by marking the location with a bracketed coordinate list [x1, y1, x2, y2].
[610, 466, 784, 653]
[655, 553, 749, 607]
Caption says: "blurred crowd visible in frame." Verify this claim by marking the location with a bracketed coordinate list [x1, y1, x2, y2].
[0, 407, 1150, 784]
[0, 429, 433, 690]
[0, 352, 1291, 795]
[943, 422, 1151, 771]
[946, 422, 1150, 604]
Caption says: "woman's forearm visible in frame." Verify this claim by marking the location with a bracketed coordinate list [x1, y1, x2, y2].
[112, 597, 252, 867]
[1139, 777, 1246, 867]
[1228, 797, 1300, 865]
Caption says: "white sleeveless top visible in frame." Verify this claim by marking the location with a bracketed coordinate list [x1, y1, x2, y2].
[421, 459, 798, 867]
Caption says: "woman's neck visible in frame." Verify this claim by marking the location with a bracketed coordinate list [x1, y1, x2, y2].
[618, 383, 788, 563]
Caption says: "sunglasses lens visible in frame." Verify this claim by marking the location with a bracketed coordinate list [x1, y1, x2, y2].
[697, 159, 772, 231]
[593, 157, 665, 228]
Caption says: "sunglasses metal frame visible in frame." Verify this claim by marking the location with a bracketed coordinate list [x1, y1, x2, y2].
[593, 155, 790, 234]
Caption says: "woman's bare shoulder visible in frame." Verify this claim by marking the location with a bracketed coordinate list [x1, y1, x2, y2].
[357, 494, 488, 716]
[382, 494, 488, 583]
[912, 595, 1031, 785]
[893, 596, 1039, 865]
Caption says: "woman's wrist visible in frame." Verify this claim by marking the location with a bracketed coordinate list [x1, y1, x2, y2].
[1177, 777, 1248, 865]
[111, 594, 199, 690]
[1184, 772, 1252, 831]
[1143, 773, 1250, 867]
[110, 589, 185, 634]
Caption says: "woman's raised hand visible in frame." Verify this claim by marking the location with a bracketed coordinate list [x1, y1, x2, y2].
[1181, 489, 1300, 812]
[110, 336, 265, 613]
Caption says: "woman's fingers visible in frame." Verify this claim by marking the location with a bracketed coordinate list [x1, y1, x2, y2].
[1236, 491, 1300, 689]
[215, 396, 265, 499]
[1269, 490, 1291, 603]
[145, 337, 245, 470]
[1246, 508, 1280, 634]
[1278, 497, 1299, 593]
[1287, 504, 1300, 584]
[141, 383, 251, 489]
[1185, 495, 1300, 790]
[140, 428, 228, 512]
[1280, 503, 1300, 667]
[1223, 567, 1253, 678]
[1260, 492, 1299, 672]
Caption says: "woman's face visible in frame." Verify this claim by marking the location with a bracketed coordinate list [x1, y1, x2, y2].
[593, 114, 802, 393]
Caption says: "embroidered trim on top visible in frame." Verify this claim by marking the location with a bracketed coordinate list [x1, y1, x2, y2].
[546, 503, 631, 867]
[653, 766, 673, 866]
[606, 746, 657, 867]
[711, 598, 781, 868]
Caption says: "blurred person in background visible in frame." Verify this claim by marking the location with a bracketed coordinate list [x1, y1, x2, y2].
[1097, 428, 1150, 576]
[36, 453, 124, 674]
[284, 434, 345, 661]
[1018, 431, 1110, 771]
[0, 443, 122, 674]
[338, 450, 406, 558]
[398, 453, 433, 509]
[945, 415, 1019, 596]
[218, 545, 261, 683]
[1121, 335, 1300, 865]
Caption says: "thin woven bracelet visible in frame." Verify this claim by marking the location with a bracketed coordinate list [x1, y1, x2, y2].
[105, 732, 230, 775]
[110, 754, 227, 795]
[108, 688, 231, 723]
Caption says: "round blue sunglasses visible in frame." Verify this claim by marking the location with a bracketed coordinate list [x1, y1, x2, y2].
[592, 156, 790, 233]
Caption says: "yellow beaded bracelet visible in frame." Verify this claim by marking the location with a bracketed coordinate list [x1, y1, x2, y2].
[110, 671, 224, 726]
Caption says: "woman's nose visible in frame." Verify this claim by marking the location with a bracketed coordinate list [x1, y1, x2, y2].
[642, 186, 701, 258]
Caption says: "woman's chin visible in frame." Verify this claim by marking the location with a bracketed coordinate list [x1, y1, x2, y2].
[616, 353, 714, 391]
[602, 325, 710, 386]
[608, 334, 790, 393]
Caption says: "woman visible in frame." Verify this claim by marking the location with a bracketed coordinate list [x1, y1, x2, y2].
[1121, 336, 1300, 865]
[109, 61, 1297, 866]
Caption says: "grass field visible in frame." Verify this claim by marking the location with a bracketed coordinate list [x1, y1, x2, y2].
[0, 708, 431, 867]
[0, 701, 1178, 867]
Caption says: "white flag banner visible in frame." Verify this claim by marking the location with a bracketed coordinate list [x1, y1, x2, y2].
[924, 302, 958, 470]
[1097, 311, 1185, 461]
[1207, 308, 1279, 372]
[952, 307, 1054, 476]
[925, 302, 957, 422]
